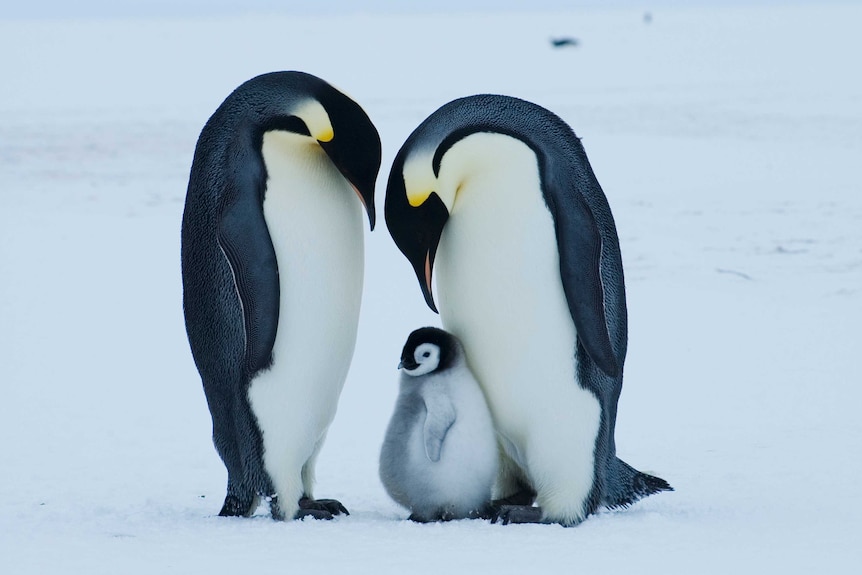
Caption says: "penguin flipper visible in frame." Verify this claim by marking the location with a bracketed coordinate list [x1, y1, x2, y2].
[550, 187, 620, 377]
[217, 178, 280, 374]
[422, 392, 457, 462]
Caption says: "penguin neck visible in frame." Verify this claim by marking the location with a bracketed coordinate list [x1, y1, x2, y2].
[435, 132, 539, 216]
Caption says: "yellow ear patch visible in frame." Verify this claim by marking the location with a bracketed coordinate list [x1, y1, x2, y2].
[292, 99, 334, 142]
[407, 188, 434, 207]
[316, 126, 334, 143]
[403, 151, 439, 208]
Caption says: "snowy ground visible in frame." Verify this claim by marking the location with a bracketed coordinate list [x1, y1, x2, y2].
[1, 2, 860, 573]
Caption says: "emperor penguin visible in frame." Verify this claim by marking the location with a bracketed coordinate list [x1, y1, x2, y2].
[384, 95, 671, 526]
[181, 71, 380, 520]
[379, 327, 498, 522]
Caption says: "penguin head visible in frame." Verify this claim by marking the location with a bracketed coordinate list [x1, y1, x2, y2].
[385, 133, 479, 313]
[310, 84, 381, 231]
[399, 327, 461, 377]
[385, 95, 536, 312]
[255, 72, 381, 230]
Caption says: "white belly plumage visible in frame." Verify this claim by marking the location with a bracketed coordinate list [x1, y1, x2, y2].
[248, 130, 364, 514]
[434, 133, 601, 524]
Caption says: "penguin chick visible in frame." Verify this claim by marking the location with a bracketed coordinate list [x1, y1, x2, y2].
[380, 327, 498, 522]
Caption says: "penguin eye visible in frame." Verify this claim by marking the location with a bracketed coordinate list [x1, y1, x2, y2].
[413, 344, 439, 366]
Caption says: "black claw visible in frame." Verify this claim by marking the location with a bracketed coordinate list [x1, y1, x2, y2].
[315, 499, 350, 516]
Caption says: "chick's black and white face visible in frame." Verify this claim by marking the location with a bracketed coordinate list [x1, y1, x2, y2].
[402, 342, 441, 377]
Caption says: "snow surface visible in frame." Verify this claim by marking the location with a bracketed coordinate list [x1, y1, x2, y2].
[1, 2, 861, 573]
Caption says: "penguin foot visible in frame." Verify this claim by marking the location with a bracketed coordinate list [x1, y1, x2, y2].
[490, 505, 544, 525]
[407, 504, 497, 523]
[295, 508, 336, 521]
[296, 496, 349, 520]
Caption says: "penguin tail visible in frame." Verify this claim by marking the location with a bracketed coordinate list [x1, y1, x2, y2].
[603, 457, 673, 510]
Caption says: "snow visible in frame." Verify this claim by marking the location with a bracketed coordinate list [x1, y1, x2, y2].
[1, 1, 860, 573]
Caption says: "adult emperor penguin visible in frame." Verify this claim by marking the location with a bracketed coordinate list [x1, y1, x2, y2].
[384, 95, 671, 526]
[380, 327, 498, 522]
[181, 71, 380, 520]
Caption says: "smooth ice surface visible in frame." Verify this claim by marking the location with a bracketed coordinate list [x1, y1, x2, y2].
[1, 2, 860, 573]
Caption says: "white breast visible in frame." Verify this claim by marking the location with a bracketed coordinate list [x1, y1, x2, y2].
[248, 130, 364, 510]
[434, 132, 601, 524]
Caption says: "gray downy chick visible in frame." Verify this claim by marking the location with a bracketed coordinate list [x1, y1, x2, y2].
[380, 327, 498, 522]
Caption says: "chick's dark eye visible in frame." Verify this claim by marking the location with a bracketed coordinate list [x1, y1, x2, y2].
[423, 352, 431, 358]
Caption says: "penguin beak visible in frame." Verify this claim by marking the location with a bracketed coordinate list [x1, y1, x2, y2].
[418, 250, 437, 313]
[351, 182, 377, 231]
[318, 140, 378, 232]
[315, 119, 381, 233]
[398, 357, 419, 371]
[385, 176, 449, 314]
